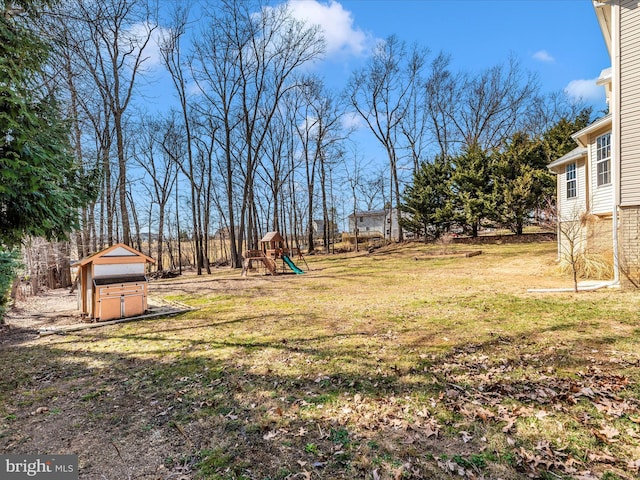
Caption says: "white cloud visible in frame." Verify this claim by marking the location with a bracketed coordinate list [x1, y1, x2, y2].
[564, 78, 604, 103]
[125, 22, 171, 71]
[532, 50, 554, 63]
[187, 81, 203, 97]
[341, 111, 363, 130]
[286, 0, 373, 57]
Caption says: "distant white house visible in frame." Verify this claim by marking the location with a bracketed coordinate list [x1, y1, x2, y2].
[312, 219, 324, 239]
[548, 0, 640, 287]
[347, 209, 409, 242]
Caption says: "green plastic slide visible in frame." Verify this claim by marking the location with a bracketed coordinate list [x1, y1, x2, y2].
[282, 255, 304, 274]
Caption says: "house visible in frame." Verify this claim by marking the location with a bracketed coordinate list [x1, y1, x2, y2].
[312, 219, 324, 239]
[549, 0, 640, 287]
[347, 208, 409, 241]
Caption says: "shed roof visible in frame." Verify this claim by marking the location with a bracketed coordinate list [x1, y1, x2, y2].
[73, 243, 155, 267]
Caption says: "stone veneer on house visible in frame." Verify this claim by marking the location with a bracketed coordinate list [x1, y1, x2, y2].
[618, 206, 640, 287]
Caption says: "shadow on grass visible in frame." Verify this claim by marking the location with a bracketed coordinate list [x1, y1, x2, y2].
[1, 292, 639, 480]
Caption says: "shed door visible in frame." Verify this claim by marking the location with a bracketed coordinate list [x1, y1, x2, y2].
[99, 295, 122, 321]
[123, 290, 145, 318]
[96, 283, 146, 321]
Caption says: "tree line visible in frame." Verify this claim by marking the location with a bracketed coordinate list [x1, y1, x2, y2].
[401, 109, 592, 239]
[1, 0, 593, 314]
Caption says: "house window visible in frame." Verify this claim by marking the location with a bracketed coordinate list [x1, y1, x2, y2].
[359, 216, 363, 223]
[566, 163, 577, 199]
[596, 133, 611, 186]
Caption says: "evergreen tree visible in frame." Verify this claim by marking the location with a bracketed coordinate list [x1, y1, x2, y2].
[1, 1, 94, 322]
[401, 155, 454, 240]
[540, 108, 592, 164]
[450, 146, 495, 237]
[492, 132, 550, 235]
[0, 1, 92, 247]
[490, 109, 592, 235]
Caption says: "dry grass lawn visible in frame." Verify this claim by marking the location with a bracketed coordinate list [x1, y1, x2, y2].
[1, 241, 640, 480]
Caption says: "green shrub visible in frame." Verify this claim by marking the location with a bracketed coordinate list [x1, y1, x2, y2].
[0, 249, 19, 322]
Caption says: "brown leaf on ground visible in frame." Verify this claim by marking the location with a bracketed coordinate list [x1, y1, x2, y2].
[263, 430, 278, 440]
[587, 451, 616, 464]
[460, 430, 473, 443]
[594, 425, 620, 443]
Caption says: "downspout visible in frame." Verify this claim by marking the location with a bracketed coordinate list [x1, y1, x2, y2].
[611, 0, 621, 285]
[556, 175, 561, 261]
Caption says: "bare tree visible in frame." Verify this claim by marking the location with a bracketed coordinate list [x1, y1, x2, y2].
[424, 53, 460, 159]
[131, 116, 177, 271]
[192, 0, 324, 266]
[69, 0, 158, 246]
[342, 146, 364, 252]
[346, 35, 426, 242]
[258, 93, 297, 233]
[558, 207, 612, 293]
[159, 4, 209, 274]
[295, 78, 345, 253]
[451, 56, 539, 153]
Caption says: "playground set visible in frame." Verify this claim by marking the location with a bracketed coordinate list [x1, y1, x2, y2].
[242, 231, 306, 276]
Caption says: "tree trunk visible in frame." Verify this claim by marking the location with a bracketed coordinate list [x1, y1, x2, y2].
[115, 110, 131, 246]
[157, 206, 165, 272]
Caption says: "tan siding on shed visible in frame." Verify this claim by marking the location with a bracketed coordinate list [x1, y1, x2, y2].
[619, 1, 640, 205]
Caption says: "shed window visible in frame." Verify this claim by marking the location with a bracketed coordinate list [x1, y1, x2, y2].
[566, 163, 577, 199]
[596, 133, 611, 186]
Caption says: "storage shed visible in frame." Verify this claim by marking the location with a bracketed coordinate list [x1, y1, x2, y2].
[73, 244, 155, 321]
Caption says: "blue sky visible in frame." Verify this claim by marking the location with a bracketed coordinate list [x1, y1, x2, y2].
[285, 0, 610, 109]
[144, 1, 612, 167]
[144, 0, 610, 109]
[135, 0, 613, 223]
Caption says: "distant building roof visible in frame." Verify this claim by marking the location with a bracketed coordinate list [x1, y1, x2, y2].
[347, 209, 388, 218]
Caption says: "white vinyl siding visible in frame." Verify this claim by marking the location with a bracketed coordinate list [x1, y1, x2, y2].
[620, 1, 640, 205]
[590, 131, 613, 214]
[558, 158, 587, 222]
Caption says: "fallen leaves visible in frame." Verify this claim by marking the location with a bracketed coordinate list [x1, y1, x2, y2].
[426, 345, 640, 478]
[594, 425, 620, 443]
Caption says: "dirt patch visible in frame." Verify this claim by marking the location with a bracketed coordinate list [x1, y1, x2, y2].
[2, 289, 81, 345]
[1, 289, 201, 479]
